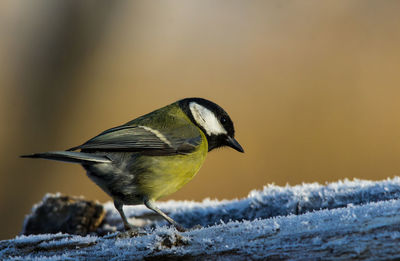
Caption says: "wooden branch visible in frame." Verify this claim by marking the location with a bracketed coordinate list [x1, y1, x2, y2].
[2, 195, 400, 260]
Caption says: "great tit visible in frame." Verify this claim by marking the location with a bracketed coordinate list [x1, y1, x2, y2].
[22, 97, 244, 233]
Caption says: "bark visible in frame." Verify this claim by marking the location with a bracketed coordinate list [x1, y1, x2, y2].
[2, 178, 400, 260]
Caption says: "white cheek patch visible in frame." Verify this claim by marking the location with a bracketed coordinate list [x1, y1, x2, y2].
[189, 102, 227, 136]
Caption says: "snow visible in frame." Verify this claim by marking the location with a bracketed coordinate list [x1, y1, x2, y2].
[102, 176, 400, 232]
[2, 177, 400, 260]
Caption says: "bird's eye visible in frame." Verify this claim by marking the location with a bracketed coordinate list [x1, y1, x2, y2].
[220, 117, 227, 124]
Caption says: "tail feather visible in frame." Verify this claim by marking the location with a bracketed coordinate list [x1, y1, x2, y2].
[21, 151, 112, 164]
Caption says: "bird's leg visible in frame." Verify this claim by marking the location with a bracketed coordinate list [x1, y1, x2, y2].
[114, 200, 137, 232]
[144, 199, 186, 232]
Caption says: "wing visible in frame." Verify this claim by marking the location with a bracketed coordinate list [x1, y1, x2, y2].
[68, 124, 202, 156]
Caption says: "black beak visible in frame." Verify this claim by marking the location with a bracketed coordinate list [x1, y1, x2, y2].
[226, 136, 244, 153]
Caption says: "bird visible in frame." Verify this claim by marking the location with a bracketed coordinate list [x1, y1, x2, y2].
[21, 97, 244, 233]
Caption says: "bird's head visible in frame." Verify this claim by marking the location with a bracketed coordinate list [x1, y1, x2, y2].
[179, 98, 244, 153]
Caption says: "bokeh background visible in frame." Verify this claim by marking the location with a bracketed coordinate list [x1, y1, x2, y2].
[1, 0, 400, 240]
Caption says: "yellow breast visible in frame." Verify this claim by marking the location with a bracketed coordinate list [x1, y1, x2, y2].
[137, 131, 208, 201]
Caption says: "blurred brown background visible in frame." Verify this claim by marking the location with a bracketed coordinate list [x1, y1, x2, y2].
[1, 0, 400, 239]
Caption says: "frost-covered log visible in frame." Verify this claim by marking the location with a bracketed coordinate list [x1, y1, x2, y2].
[115, 177, 400, 231]
[23, 194, 105, 236]
[1, 178, 400, 260]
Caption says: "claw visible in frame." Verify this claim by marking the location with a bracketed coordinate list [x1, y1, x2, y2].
[174, 224, 187, 232]
[118, 228, 147, 238]
[189, 224, 203, 231]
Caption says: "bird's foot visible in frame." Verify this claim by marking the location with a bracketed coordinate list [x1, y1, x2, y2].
[189, 224, 203, 231]
[173, 223, 203, 232]
[103, 228, 146, 239]
[174, 224, 187, 232]
[117, 229, 146, 238]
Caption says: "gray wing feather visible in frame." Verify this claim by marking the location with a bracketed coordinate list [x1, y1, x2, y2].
[21, 151, 112, 163]
[69, 125, 202, 155]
